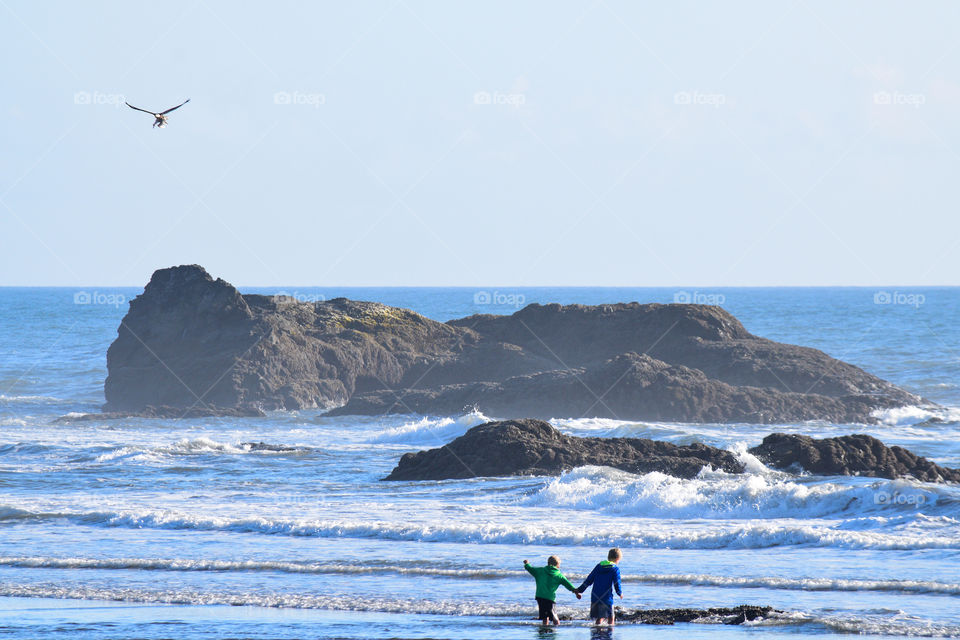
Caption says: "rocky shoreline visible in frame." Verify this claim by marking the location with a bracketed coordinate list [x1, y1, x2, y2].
[384, 419, 960, 483]
[100, 265, 926, 424]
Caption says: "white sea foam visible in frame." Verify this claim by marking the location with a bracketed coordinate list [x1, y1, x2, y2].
[0, 582, 956, 636]
[369, 409, 489, 444]
[798, 610, 960, 638]
[872, 405, 960, 426]
[0, 394, 63, 404]
[0, 582, 535, 617]
[2, 556, 958, 595]
[2, 504, 957, 550]
[94, 437, 306, 463]
[729, 441, 778, 475]
[523, 465, 953, 520]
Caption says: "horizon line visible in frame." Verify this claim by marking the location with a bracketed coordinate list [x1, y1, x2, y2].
[1, 284, 958, 289]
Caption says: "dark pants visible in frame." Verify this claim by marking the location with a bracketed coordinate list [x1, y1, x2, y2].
[590, 599, 613, 620]
[536, 597, 557, 622]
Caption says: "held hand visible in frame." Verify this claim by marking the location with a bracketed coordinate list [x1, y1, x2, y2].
[523, 560, 528, 564]
[576, 592, 582, 600]
[619, 594, 623, 599]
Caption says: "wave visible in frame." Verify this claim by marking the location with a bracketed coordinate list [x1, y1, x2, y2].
[1, 583, 957, 636]
[2, 504, 958, 550]
[0, 394, 64, 405]
[793, 610, 960, 638]
[872, 405, 960, 426]
[0, 582, 535, 617]
[368, 409, 489, 444]
[94, 437, 311, 463]
[3, 556, 958, 596]
[523, 465, 959, 520]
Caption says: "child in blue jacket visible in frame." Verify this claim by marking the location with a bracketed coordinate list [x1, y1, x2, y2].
[576, 548, 622, 625]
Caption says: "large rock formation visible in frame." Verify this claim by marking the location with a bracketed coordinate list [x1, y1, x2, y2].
[103, 265, 923, 423]
[384, 419, 960, 482]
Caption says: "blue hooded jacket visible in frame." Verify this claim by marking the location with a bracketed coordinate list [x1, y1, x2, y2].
[577, 560, 622, 604]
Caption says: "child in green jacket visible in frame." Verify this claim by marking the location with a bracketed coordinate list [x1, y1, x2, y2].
[523, 556, 582, 625]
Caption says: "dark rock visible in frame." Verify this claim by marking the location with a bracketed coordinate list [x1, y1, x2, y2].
[385, 420, 960, 483]
[384, 419, 744, 480]
[239, 441, 305, 452]
[331, 352, 886, 424]
[104, 265, 464, 415]
[615, 605, 780, 625]
[750, 433, 960, 482]
[102, 265, 925, 423]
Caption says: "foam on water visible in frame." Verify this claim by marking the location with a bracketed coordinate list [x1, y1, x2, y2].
[0, 582, 535, 617]
[0, 395, 64, 405]
[872, 405, 960, 426]
[0, 583, 956, 636]
[2, 556, 958, 595]
[94, 438, 308, 463]
[2, 504, 958, 550]
[524, 465, 957, 520]
[368, 410, 489, 444]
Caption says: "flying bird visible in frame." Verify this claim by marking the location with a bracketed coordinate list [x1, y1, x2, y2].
[125, 98, 190, 128]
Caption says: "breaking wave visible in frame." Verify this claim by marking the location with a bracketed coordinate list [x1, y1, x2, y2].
[1, 505, 958, 550]
[94, 438, 310, 463]
[368, 410, 490, 444]
[523, 465, 958, 520]
[872, 405, 960, 426]
[2, 556, 958, 595]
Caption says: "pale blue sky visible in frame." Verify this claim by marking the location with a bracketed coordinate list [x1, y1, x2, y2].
[2, 1, 959, 286]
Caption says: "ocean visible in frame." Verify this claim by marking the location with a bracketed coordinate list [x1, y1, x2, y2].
[0, 286, 958, 639]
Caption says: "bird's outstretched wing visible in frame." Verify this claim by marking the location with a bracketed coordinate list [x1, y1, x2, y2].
[160, 98, 190, 115]
[125, 102, 156, 115]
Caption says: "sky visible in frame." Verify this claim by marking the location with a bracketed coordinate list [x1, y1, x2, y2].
[1, 1, 959, 287]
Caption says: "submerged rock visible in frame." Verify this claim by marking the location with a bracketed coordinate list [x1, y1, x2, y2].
[613, 604, 780, 625]
[384, 419, 960, 483]
[102, 265, 924, 422]
[239, 441, 306, 453]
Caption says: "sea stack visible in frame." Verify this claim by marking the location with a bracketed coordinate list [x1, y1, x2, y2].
[103, 265, 925, 423]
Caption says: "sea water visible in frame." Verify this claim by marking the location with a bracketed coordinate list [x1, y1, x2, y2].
[0, 286, 958, 639]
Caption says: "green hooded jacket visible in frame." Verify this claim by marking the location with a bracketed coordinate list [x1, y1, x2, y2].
[524, 562, 578, 602]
